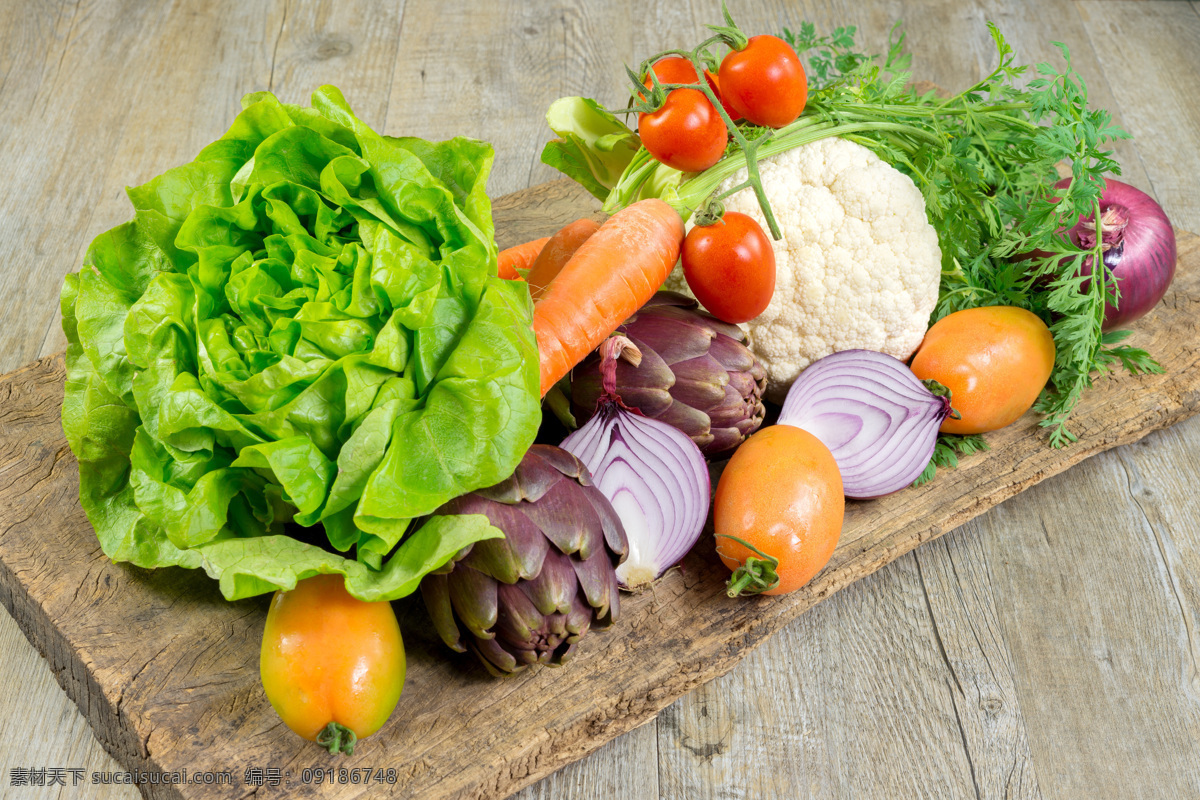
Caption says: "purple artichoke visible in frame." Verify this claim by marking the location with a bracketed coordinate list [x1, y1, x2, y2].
[570, 292, 767, 456]
[420, 445, 627, 675]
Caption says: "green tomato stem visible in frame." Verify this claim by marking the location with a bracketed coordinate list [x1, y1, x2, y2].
[674, 46, 785, 239]
[692, 198, 726, 227]
[620, 31, 786, 239]
[315, 722, 358, 756]
[706, 0, 748, 51]
[717, 534, 781, 597]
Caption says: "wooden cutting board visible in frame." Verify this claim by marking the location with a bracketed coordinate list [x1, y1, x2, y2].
[1, 178, 1197, 800]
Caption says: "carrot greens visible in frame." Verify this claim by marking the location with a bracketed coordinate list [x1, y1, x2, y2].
[782, 23, 1162, 446]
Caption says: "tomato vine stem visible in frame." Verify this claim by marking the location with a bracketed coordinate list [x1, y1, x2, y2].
[623, 24, 789, 239]
[617, 5, 950, 241]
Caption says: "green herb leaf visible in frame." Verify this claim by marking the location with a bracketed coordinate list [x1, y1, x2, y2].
[912, 434, 991, 487]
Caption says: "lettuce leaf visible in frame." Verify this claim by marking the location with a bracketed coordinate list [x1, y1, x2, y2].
[540, 96, 685, 216]
[541, 97, 643, 201]
[61, 86, 539, 601]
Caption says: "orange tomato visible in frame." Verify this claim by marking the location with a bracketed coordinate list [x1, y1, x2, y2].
[259, 574, 405, 754]
[714, 425, 844, 596]
[910, 306, 1056, 435]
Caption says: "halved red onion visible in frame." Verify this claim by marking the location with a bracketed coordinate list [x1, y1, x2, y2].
[777, 350, 953, 499]
[561, 337, 710, 589]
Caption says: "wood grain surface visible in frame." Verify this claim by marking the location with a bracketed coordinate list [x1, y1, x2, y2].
[1, 1, 1198, 799]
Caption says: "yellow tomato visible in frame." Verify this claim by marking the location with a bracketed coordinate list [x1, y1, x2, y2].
[259, 574, 404, 754]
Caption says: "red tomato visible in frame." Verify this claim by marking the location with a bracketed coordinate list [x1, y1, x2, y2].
[639, 56, 702, 99]
[703, 69, 742, 122]
[718, 35, 808, 128]
[638, 88, 727, 173]
[681, 212, 775, 323]
[909, 306, 1056, 434]
[639, 57, 738, 120]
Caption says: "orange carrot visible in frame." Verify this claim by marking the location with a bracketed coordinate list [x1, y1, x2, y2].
[526, 218, 601, 300]
[496, 236, 550, 280]
[533, 199, 685, 396]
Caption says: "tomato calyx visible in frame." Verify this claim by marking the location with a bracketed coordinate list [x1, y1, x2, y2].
[920, 379, 961, 420]
[717, 534, 781, 597]
[316, 721, 358, 756]
[627, 63, 672, 114]
[691, 198, 726, 228]
[704, 0, 749, 52]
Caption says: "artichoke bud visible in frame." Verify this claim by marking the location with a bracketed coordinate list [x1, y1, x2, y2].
[570, 292, 768, 456]
[419, 445, 628, 676]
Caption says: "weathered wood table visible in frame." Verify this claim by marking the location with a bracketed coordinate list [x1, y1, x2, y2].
[2, 1, 1198, 798]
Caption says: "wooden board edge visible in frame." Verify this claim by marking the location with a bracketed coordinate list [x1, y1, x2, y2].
[0, 352, 190, 800]
[0, 554, 190, 800]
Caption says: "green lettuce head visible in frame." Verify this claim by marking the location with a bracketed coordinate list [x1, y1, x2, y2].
[60, 86, 540, 601]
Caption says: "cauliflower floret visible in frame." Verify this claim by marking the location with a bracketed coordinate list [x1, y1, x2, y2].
[664, 136, 941, 402]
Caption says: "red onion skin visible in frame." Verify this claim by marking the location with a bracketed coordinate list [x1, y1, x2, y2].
[1055, 177, 1177, 331]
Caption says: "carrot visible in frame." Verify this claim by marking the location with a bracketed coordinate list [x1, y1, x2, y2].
[496, 236, 550, 280]
[526, 218, 601, 300]
[533, 199, 685, 396]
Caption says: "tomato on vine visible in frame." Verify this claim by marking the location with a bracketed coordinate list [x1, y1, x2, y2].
[681, 210, 775, 324]
[702, 69, 742, 122]
[639, 56, 741, 122]
[637, 87, 727, 173]
[718, 34, 808, 128]
[639, 56, 701, 98]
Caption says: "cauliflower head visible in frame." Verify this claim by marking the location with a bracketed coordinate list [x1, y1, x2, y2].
[664, 136, 941, 402]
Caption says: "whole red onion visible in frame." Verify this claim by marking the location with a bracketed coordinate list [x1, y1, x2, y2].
[1055, 177, 1177, 330]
